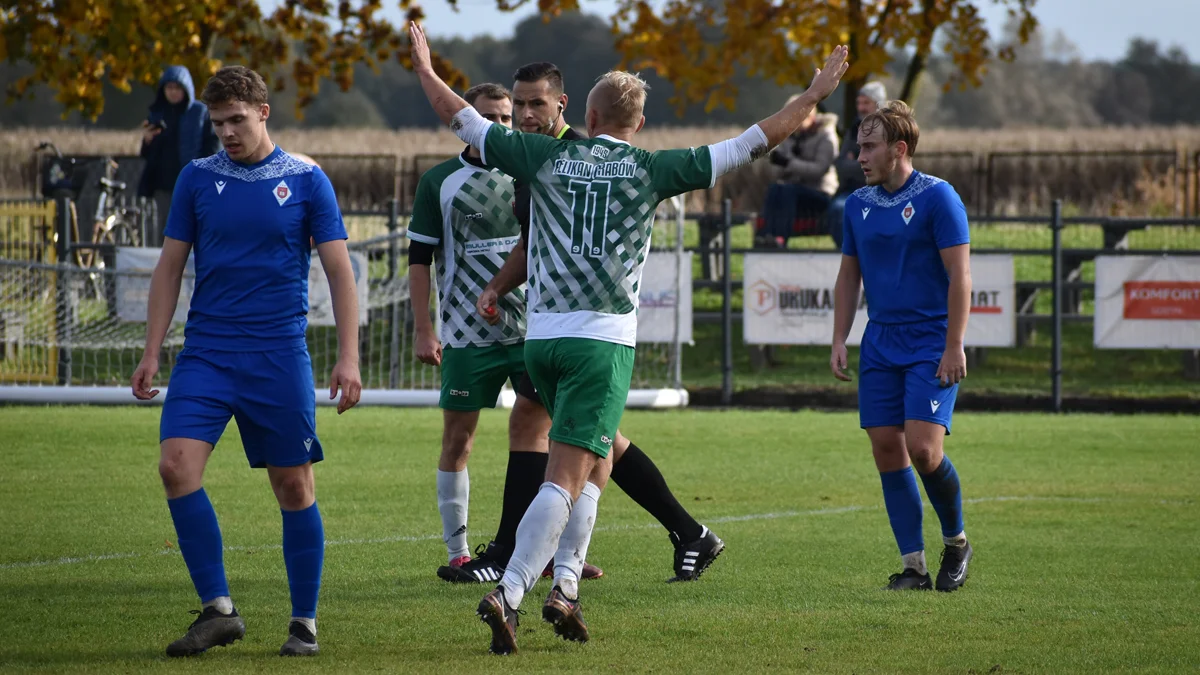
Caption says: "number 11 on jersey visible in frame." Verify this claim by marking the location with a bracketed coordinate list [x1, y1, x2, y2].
[568, 179, 612, 258]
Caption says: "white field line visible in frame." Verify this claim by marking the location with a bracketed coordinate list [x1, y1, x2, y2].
[0, 495, 1154, 572]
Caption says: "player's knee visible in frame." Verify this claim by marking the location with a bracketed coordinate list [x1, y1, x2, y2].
[442, 425, 474, 462]
[508, 398, 550, 451]
[270, 469, 314, 509]
[907, 443, 941, 473]
[158, 454, 196, 495]
[157, 455, 182, 486]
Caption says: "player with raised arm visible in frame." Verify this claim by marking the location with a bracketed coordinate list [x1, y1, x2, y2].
[410, 22, 848, 654]
[130, 66, 362, 657]
[451, 61, 722, 588]
[830, 101, 974, 592]
[406, 82, 596, 581]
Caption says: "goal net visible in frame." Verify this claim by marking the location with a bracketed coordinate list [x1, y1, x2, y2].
[0, 197, 690, 407]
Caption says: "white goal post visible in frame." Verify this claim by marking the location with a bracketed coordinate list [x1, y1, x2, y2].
[0, 197, 691, 408]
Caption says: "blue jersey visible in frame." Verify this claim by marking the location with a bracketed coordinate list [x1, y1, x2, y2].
[842, 171, 970, 324]
[165, 146, 347, 351]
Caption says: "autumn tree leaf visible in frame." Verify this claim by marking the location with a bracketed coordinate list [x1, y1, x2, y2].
[1, 0, 467, 120]
[405, 0, 1037, 116]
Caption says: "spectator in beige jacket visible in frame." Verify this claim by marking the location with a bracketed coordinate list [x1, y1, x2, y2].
[757, 101, 840, 248]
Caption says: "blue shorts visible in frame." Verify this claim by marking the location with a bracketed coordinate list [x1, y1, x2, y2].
[858, 320, 958, 433]
[160, 346, 323, 468]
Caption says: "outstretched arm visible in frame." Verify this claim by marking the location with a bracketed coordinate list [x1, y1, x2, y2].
[706, 46, 850, 181]
[760, 48, 850, 149]
[408, 23, 470, 126]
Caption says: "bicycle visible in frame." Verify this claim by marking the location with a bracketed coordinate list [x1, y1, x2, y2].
[35, 141, 145, 270]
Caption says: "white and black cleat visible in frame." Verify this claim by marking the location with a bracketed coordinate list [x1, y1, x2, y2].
[667, 526, 725, 583]
[279, 621, 319, 656]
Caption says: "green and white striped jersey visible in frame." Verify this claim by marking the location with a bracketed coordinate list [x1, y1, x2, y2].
[407, 153, 525, 348]
[481, 126, 715, 346]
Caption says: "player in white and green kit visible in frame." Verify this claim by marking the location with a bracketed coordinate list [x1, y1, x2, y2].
[410, 21, 849, 654]
[407, 84, 541, 575]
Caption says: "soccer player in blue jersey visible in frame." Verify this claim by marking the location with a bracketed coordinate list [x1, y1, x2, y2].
[831, 100, 973, 592]
[130, 66, 362, 657]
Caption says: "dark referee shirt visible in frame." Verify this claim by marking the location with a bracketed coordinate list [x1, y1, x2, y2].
[514, 124, 585, 241]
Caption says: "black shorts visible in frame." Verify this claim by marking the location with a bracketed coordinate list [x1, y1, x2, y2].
[514, 371, 540, 403]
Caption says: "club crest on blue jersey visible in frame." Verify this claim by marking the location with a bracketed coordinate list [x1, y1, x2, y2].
[274, 180, 291, 206]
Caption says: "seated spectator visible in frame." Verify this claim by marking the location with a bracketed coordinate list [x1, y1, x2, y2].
[756, 99, 840, 248]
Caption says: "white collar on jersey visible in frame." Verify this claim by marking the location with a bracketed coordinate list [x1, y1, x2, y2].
[853, 171, 945, 209]
[595, 134, 630, 146]
[193, 149, 315, 183]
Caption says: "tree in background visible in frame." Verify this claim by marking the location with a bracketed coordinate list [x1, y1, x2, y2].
[0, 0, 465, 120]
[399, 0, 1036, 117]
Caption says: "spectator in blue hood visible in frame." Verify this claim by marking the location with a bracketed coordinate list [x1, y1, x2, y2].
[138, 65, 219, 244]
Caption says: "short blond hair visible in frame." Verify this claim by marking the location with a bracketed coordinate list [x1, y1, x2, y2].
[860, 100, 920, 157]
[590, 71, 649, 128]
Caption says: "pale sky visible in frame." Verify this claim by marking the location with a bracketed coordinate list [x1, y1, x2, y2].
[356, 0, 1198, 62]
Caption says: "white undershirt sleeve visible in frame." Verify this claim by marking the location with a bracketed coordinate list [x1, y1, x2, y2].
[450, 106, 493, 158]
[705, 124, 770, 187]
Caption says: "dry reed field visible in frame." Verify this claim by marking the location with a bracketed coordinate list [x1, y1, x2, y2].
[5, 125, 1200, 215]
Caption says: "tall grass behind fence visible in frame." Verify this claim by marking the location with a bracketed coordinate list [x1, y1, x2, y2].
[8, 126, 1200, 215]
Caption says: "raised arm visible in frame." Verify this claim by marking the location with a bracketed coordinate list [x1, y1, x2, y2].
[762, 49, 850, 146]
[408, 23, 468, 125]
[705, 46, 850, 182]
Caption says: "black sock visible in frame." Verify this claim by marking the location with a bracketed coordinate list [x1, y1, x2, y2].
[610, 442, 704, 542]
[493, 451, 549, 561]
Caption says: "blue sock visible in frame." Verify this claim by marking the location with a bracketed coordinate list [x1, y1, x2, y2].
[282, 502, 325, 620]
[167, 488, 229, 604]
[919, 455, 965, 539]
[880, 467, 924, 555]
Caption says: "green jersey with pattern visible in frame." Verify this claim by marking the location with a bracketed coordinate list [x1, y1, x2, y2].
[481, 126, 715, 346]
[407, 153, 525, 348]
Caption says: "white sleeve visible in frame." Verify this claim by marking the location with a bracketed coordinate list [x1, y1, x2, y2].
[705, 124, 770, 187]
[450, 106, 493, 155]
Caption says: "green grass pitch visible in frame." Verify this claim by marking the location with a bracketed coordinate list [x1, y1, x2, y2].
[1, 406, 1198, 673]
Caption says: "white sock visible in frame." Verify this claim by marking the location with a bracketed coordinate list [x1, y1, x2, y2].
[553, 481, 602, 600]
[291, 616, 317, 636]
[498, 482, 573, 610]
[437, 469, 470, 562]
[944, 531, 967, 547]
[902, 550, 928, 575]
[202, 596, 233, 615]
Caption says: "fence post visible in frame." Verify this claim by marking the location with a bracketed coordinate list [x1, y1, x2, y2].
[55, 198, 73, 385]
[1050, 200, 1063, 413]
[387, 198, 399, 279]
[721, 198, 733, 406]
[672, 196, 685, 391]
[388, 198, 401, 389]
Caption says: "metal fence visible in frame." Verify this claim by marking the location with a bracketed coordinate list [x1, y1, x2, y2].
[22, 147, 1200, 227]
[699, 200, 1200, 410]
[0, 195, 688, 397]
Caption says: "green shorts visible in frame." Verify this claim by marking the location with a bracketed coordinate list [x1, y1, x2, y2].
[440, 342, 526, 411]
[523, 337, 635, 458]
